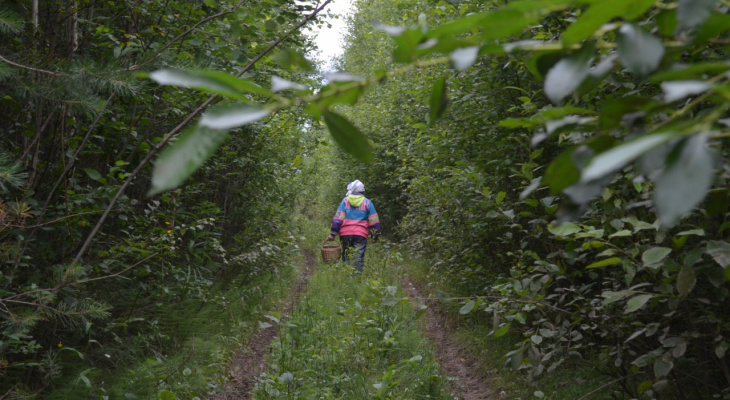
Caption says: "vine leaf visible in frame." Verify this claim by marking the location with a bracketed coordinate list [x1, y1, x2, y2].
[149, 69, 273, 99]
[429, 75, 449, 124]
[617, 23, 664, 77]
[199, 103, 270, 129]
[460, 300, 476, 314]
[544, 46, 593, 104]
[654, 133, 717, 227]
[149, 127, 228, 196]
[323, 110, 374, 162]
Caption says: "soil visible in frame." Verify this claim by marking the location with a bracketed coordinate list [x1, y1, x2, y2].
[209, 249, 317, 400]
[402, 278, 498, 400]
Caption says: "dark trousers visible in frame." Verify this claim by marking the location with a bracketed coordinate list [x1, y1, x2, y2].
[341, 235, 367, 272]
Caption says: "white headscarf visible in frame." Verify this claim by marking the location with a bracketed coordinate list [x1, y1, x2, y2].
[346, 180, 365, 195]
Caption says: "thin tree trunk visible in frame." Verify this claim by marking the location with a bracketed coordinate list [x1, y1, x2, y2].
[32, 0, 39, 34]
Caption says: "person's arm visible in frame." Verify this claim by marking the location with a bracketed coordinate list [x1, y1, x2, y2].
[367, 202, 381, 241]
[328, 200, 346, 240]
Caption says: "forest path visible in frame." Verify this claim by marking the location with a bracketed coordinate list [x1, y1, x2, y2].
[402, 277, 498, 400]
[209, 249, 316, 400]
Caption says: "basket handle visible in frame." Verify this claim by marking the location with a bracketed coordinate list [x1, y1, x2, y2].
[322, 238, 338, 246]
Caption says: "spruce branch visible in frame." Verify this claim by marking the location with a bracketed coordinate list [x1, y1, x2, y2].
[72, 0, 335, 265]
[0, 54, 59, 76]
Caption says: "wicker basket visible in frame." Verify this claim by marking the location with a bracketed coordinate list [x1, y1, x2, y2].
[321, 240, 341, 264]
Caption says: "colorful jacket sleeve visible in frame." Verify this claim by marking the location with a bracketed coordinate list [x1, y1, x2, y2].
[367, 201, 381, 235]
[330, 199, 347, 235]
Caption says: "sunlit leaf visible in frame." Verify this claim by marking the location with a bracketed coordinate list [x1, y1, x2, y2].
[586, 257, 622, 269]
[199, 103, 270, 129]
[323, 110, 374, 162]
[149, 69, 273, 99]
[661, 80, 713, 103]
[707, 240, 730, 268]
[677, 0, 717, 30]
[654, 133, 717, 227]
[616, 24, 664, 77]
[271, 76, 306, 92]
[149, 126, 228, 196]
[548, 221, 580, 236]
[544, 46, 594, 104]
[581, 132, 682, 183]
[450, 46, 479, 71]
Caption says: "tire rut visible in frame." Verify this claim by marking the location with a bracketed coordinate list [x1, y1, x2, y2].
[209, 249, 317, 400]
[402, 277, 498, 400]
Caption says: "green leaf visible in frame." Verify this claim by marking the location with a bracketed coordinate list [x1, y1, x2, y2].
[429, 75, 449, 125]
[693, 13, 730, 45]
[460, 300, 476, 314]
[650, 61, 730, 82]
[706, 240, 730, 268]
[531, 334, 543, 345]
[602, 290, 636, 305]
[149, 126, 228, 196]
[616, 24, 664, 77]
[83, 168, 102, 181]
[149, 69, 273, 99]
[609, 230, 632, 238]
[656, 9, 679, 37]
[199, 103, 270, 130]
[653, 358, 674, 378]
[548, 221, 580, 236]
[642, 247, 671, 266]
[676, 266, 696, 297]
[494, 323, 511, 338]
[561, 0, 656, 45]
[581, 132, 682, 183]
[158, 390, 176, 400]
[677, 0, 717, 30]
[323, 110, 374, 162]
[544, 45, 594, 104]
[654, 134, 717, 227]
[625, 294, 653, 313]
[586, 257, 622, 269]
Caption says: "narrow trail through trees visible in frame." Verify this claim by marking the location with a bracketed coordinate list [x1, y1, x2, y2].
[210, 250, 317, 400]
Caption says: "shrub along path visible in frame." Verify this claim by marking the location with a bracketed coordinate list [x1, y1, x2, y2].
[210, 249, 317, 400]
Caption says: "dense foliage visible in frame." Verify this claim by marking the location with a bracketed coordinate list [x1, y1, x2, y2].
[332, 0, 730, 398]
[0, 0, 323, 396]
[5, 0, 730, 398]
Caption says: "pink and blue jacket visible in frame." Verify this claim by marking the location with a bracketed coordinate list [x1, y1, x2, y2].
[331, 195, 381, 238]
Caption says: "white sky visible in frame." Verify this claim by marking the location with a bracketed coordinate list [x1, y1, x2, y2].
[307, 0, 354, 71]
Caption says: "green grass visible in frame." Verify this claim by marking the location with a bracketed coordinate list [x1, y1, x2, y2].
[403, 257, 621, 400]
[44, 248, 302, 400]
[251, 241, 452, 399]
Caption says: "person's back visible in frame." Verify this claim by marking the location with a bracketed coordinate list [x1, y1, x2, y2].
[327, 180, 380, 271]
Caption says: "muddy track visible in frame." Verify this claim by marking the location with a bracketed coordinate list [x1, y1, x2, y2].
[210, 249, 317, 400]
[402, 278, 497, 400]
